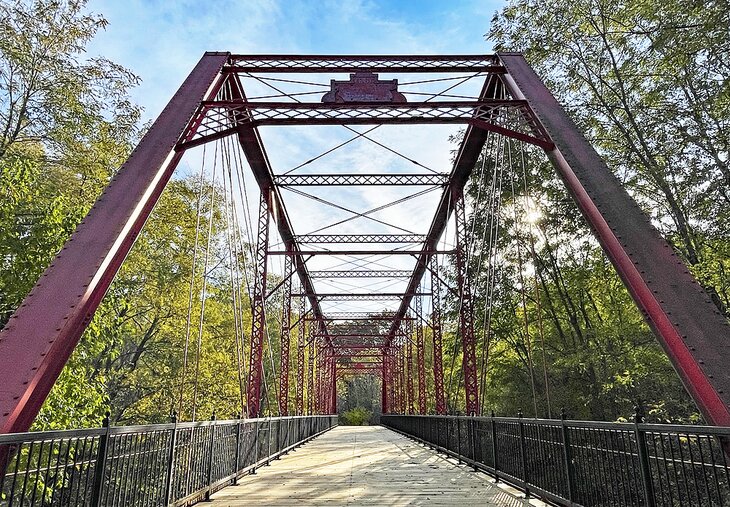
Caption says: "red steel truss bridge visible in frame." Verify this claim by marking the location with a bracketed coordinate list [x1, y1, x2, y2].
[0, 53, 729, 507]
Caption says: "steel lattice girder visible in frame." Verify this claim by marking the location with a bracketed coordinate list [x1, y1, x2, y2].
[268, 250, 453, 256]
[179, 100, 552, 150]
[226, 54, 502, 73]
[274, 174, 448, 186]
[309, 270, 412, 279]
[295, 234, 425, 244]
[295, 293, 429, 301]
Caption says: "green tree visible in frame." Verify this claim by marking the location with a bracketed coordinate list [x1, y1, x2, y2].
[0, 0, 141, 428]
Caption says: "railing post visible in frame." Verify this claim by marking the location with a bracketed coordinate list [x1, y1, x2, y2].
[456, 415, 462, 463]
[250, 419, 258, 475]
[265, 417, 272, 465]
[491, 411, 499, 482]
[469, 416, 478, 471]
[163, 411, 179, 507]
[634, 407, 656, 507]
[518, 411, 530, 498]
[90, 412, 111, 507]
[204, 412, 217, 501]
[233, 414, 242, 485]
[560, 409, 575, 504]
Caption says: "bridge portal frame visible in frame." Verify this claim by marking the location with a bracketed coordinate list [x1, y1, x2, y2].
[0, 52, 727, 434]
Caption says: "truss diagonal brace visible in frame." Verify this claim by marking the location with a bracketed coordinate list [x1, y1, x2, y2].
[0, 52, 230, 434]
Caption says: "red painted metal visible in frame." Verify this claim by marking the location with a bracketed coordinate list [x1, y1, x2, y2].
[180, 99, 550, 150]
[278, 255, 293, 416]
[296, 292, 306, 415]
[430, 255, 447, 415]
[246, 190, 271, 418]
[498, 53, 730, 426]
[415, 294, 427, 414]
[0, 52, 229, 434]
[226, 54, 501, 73]
[295, 234, 425, 244]
[307, 327, 315, 415]
[406, 319, 415, 415]
[309, 271, 413, 279]
[269, 250, 453, 256]
[454, 189, 480, 416]
[274, 174, 448, 187]
[322, 72, 406, 103]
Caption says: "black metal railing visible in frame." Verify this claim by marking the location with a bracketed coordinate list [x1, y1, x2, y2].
[382, 413, 730, 507]
[0, 415, 337, 506]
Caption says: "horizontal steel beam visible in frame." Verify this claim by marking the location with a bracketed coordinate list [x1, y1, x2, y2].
[296, 293, 429, 300]
[275, 174, 449, 186]
[309, 270, 413, 278]
[269, 250, 453, 256]
[295, 234, 425, 244]
[226, 54, 501, 73]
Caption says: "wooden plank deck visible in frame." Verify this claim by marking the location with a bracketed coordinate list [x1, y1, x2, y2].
[210, 425, 536, 506]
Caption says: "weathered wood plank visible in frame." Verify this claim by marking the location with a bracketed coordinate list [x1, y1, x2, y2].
[210, 426, 535, 506]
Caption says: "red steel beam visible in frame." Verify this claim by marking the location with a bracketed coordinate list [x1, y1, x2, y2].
[278, 255, 293, 416]
[415, 293, 427, 414]
[295, 234, 425, 244]
[0, 52, 229, 434]
[309, 270, 413, 279]
[430, 255, 447, 415]
[296, 292, 306, 415]
[274, 174, 448, 186]
[498, 53, 730, 426]
[454, 189, 479, 415]
[268, 250, 453, 256]
[226, 54, 501, 73]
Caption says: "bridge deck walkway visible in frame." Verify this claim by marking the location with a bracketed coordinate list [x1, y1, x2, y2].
[211, 425, 535, 506]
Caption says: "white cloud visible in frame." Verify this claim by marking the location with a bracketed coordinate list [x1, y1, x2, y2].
[87, 0, 504, 312]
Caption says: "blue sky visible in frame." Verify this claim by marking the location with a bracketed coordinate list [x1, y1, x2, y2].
[86, 0, 507, 314]
[89, 0, 503, 122]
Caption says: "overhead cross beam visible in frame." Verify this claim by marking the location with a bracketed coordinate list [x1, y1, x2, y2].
[274, 174, 449, 186]
[309, 270, 412, 278]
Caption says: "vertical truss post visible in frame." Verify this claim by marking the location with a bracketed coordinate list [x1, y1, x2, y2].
[278, 254, 293, 416]
[415, 292, 427, 414]
[406, 318, 416, 415]
[330, 356, 337, 414]
[398, 343, 406, 414]
[246, 189, 271, 418]
[389, 350, 397, 413]
[296, 291, 306, 415]
[316, 344, 324, 414]
[307, 326, 315, 415]
[454, 188, 480, 416]
[391, 349, 399, 413]
[430, 255, 447, 415]
[381, 348, 389, 414]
